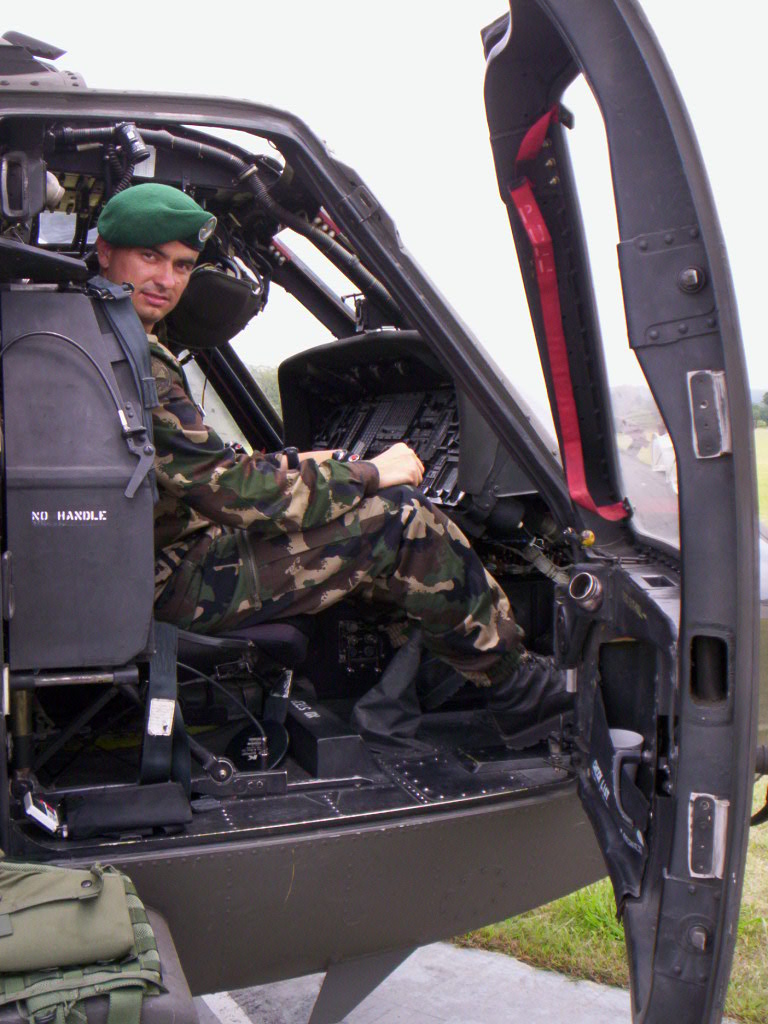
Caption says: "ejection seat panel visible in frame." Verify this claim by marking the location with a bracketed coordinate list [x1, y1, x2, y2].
[0, 288, 155, 669]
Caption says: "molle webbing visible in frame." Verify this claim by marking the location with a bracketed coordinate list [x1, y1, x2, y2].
[0, 868, 163, 1024]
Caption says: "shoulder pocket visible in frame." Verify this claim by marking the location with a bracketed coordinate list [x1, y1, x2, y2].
[0, 862, 134, 972]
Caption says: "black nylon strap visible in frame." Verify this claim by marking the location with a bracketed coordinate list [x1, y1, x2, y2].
[87, 277, 157, 406]
[87, 276, 159, 501]
[140, 622, 178, 786]
[171, 702, 191, 797]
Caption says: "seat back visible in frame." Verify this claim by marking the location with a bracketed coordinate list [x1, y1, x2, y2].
[0, 286, 155, 670]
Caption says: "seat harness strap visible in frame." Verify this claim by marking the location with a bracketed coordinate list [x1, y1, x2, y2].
[87, 276, 159, 502]
[140, 622, 190, 794]
[508, 107, 628, 522]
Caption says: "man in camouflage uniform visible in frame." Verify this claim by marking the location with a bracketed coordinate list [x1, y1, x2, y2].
[96, 184, 566, 716]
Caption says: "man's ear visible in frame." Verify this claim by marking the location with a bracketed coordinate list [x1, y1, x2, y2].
[95, 235, 112, 272]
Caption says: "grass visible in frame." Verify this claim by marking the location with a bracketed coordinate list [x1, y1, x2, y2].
[458, 879, 629, 989]
[459, 435, 768, 1021]
[458, 783, 768, 1022]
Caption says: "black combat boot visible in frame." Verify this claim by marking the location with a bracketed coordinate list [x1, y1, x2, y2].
[486, 653, 574, 747]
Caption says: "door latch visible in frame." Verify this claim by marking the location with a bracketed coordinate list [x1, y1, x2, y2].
[689, 792, 729, 877]
[687, 370, 731, 459]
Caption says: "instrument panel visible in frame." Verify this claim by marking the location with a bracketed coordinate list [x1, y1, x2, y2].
[279, 330, 537, 518]
[312, 388, 463, 506]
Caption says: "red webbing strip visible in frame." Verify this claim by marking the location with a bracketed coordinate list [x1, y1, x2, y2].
[510, 111, 628, 521]
[516, 106, 560, 164]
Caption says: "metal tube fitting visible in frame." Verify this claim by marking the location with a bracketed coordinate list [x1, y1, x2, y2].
[568, 571, 603, 612]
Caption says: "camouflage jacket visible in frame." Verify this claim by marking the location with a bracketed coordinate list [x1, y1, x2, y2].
[149, 339, 379, 597]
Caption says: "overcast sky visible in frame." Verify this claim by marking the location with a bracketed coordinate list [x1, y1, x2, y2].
[13, 1, 765, 415]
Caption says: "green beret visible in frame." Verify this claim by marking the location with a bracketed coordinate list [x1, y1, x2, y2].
[97, 183, 217, 252]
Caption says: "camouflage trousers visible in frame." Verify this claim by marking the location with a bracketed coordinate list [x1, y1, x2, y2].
[155, 486, 524, 685]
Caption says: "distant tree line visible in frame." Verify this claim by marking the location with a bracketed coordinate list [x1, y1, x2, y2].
[250, 365, 281, 417]
[754, 392, 768, 428]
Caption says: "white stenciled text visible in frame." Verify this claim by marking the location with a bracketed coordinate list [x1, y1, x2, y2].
[30, 509, 109, 524]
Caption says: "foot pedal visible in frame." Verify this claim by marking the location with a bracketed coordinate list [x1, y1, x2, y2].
[499, 710, 574, 751]
[456, 742, 555, 773]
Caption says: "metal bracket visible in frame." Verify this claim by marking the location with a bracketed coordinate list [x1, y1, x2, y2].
[85, 279, 133, 302]
[638, 310, 719, 348]
[123, 429, 156, 498]
[340, 185, 379, 224]
[212, 655, 258, 681]
[618, 225, 717, 348]
[191, 768, 287, 799]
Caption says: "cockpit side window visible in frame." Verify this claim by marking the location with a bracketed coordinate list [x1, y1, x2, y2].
[183, 356, 254, 451]
[562, 76, 680, 547]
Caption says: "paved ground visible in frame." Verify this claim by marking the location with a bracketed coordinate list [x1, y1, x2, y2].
[195, 942, 637, 1024]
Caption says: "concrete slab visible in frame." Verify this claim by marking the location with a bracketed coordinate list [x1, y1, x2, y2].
[197, 942, 635, 1023]
[197, 943, 741, 1023]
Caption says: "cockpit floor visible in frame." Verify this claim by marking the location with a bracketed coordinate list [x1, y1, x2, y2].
[13, 692, 574, 860]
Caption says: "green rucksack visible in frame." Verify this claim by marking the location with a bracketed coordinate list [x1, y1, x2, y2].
[0, 859, 163, 1024]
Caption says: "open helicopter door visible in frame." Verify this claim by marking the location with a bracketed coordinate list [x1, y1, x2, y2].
[483, 2, 758, 1022]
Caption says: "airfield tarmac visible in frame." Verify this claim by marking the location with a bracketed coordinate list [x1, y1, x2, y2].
[195, 942, 734, 1024]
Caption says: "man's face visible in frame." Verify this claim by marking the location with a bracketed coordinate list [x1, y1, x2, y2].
[96, 237, 198, 330]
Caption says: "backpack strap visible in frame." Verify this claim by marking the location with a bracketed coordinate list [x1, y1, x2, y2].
[106, 984, 145, 1024]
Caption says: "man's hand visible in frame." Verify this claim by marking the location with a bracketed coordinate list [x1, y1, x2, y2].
[370, 443, 425, 489]
[283, 444, 424, 489]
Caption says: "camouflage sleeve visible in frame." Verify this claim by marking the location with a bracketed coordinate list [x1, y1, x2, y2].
[152, 365, 379, 539]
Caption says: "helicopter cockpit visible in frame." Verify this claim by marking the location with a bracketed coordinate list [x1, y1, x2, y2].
[0, 53, 582, 858]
